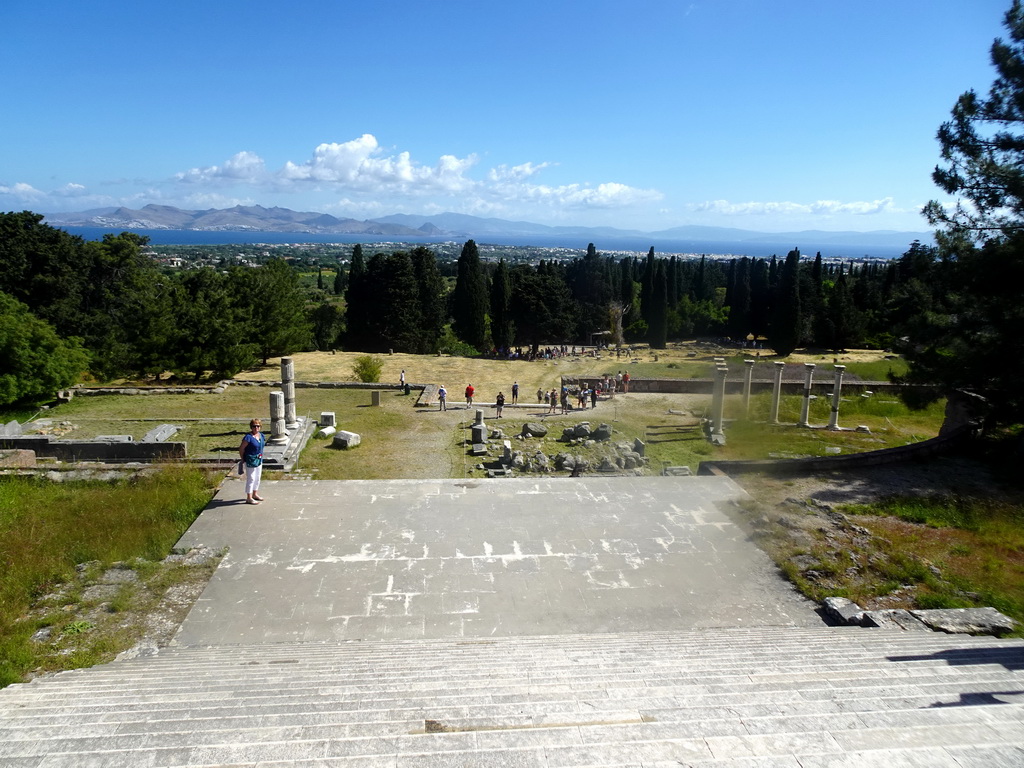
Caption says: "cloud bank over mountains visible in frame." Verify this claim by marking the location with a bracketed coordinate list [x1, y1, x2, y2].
[1, 133, 924, 233]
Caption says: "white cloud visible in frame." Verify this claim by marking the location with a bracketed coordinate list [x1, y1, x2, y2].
[695, 197, 898, 217]
[56, 183, 89, 197]
[0, 182, 45, 200]
[173, 135, 660, 218]
[176, 150, 267, 184]
[493, 180, 662, 210]
[279, 135, 479, 194]
[488, 162, 551, 182]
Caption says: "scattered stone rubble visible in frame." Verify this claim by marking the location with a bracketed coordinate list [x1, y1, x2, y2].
[823, 597, 1016, 636]
[468, 419, 650, 477]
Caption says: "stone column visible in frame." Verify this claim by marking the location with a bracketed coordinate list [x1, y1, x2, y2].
[281, 357, 298, 429]
[827, 365, 846, 430]
[742, 359, 755, 415]
[770, 361, 786, 424]
[713, 365, 728, 436]
[798, 363, 815, 428]
[269, 390, 288, 444]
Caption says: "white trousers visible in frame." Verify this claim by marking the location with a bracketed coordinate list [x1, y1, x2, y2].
[244, 463, 262, 494]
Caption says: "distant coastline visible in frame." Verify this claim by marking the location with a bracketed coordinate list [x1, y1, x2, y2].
[59, 227, 916, 260]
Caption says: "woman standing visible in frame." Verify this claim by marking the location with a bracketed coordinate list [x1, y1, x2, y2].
[239, 419, 266, 505]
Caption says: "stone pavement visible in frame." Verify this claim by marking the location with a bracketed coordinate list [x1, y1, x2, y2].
[2, 475, 1023, 766]
[173, 476, 818, 645]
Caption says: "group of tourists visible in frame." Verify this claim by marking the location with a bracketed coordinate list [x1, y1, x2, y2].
[488, 343, 622, 362]
[435, 371, 630, 414]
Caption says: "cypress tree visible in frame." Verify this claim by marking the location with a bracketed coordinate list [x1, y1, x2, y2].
[489, 258, 513, 350]
[410, 246, 446, 353]
[373, 252, 422, 353]
[769, 249, 802, 356]
[344, 244, 370, 350]
[450, 239, 488, 351]
[640, 247, 656, 326]
[649, 260, 669, 349]
[333, 259, 346, 294]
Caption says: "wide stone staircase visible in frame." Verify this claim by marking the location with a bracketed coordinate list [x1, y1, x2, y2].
[1, 626, 1023, 766]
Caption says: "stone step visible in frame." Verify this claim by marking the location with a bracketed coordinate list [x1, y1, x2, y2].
[3, 721, 1024, 767]
[2, 628, 1021, 766]
[9, 657, 1017, 706]
[9, 629, 1017, 679]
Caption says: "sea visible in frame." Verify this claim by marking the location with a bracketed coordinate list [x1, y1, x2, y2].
[60, 227, 915, 260]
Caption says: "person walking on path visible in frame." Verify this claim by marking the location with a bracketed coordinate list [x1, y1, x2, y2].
[238, 419, 266, 505]
[438, 384, 447, 411]
[591, 387, 598, 409]
[495, 391, 505, 418]
[465, 384, 475, 407]
[548, 389, 558, 414]
[400, 369, 406, 387]
[511, 381, 519, 404]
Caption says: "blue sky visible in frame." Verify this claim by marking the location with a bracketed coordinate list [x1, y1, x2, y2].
[0, 1, 1011, 233]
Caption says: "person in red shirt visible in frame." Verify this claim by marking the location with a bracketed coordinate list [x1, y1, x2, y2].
[465, 384, 475, 406]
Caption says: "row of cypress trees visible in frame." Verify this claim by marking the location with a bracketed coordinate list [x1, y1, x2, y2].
[338, 236, 938, 357]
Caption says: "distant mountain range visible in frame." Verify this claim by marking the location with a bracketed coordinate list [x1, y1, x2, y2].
[44, 204, 933, 249]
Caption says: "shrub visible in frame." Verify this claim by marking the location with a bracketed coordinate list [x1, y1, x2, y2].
[435, 325, 479, 357]
[352, 355, 384, 383]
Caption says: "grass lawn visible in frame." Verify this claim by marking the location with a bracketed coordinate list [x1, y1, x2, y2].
[2, 347, 1020, 687]
[0, 466, 217, 686]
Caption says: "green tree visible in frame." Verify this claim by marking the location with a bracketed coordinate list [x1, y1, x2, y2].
[0, 292, 88, 405]
[170, 268, 256, 378]
[565, 243, 612, 342]
[79, 233, 167, 378]
[509, 262, 575, 353]
[344, 244, 371, 350]
[332, 263, 346, 295]
[648, 261, 669, 349]
[822, 271, 863, 352]
[769, 249, 802, 356]
[450, 239, 488, 351]
[365, 252, 422, 352]
[409, 246, 447, 353]
[0, 212, 88, 337]
[924, 0, 1024, 240]
[310, 301, 343, 351]
[489, 258, 514, 350]
[233, 259, 312, 364]
[900, 2, 1024, 421]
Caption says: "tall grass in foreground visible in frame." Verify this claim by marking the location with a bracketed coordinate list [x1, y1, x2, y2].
[843, 495, 1024, 625]
[0, 466, 216, 686]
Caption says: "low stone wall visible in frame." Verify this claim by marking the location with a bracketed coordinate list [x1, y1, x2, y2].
[71, 382, 230, 396]
[696, 423, 976, 477]
[560, 376, 925, 396]
[0, 436, 186, 462]
[68, 380, 420, 396]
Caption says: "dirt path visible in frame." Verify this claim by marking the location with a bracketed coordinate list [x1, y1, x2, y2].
[735, 452, 1017, 511]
